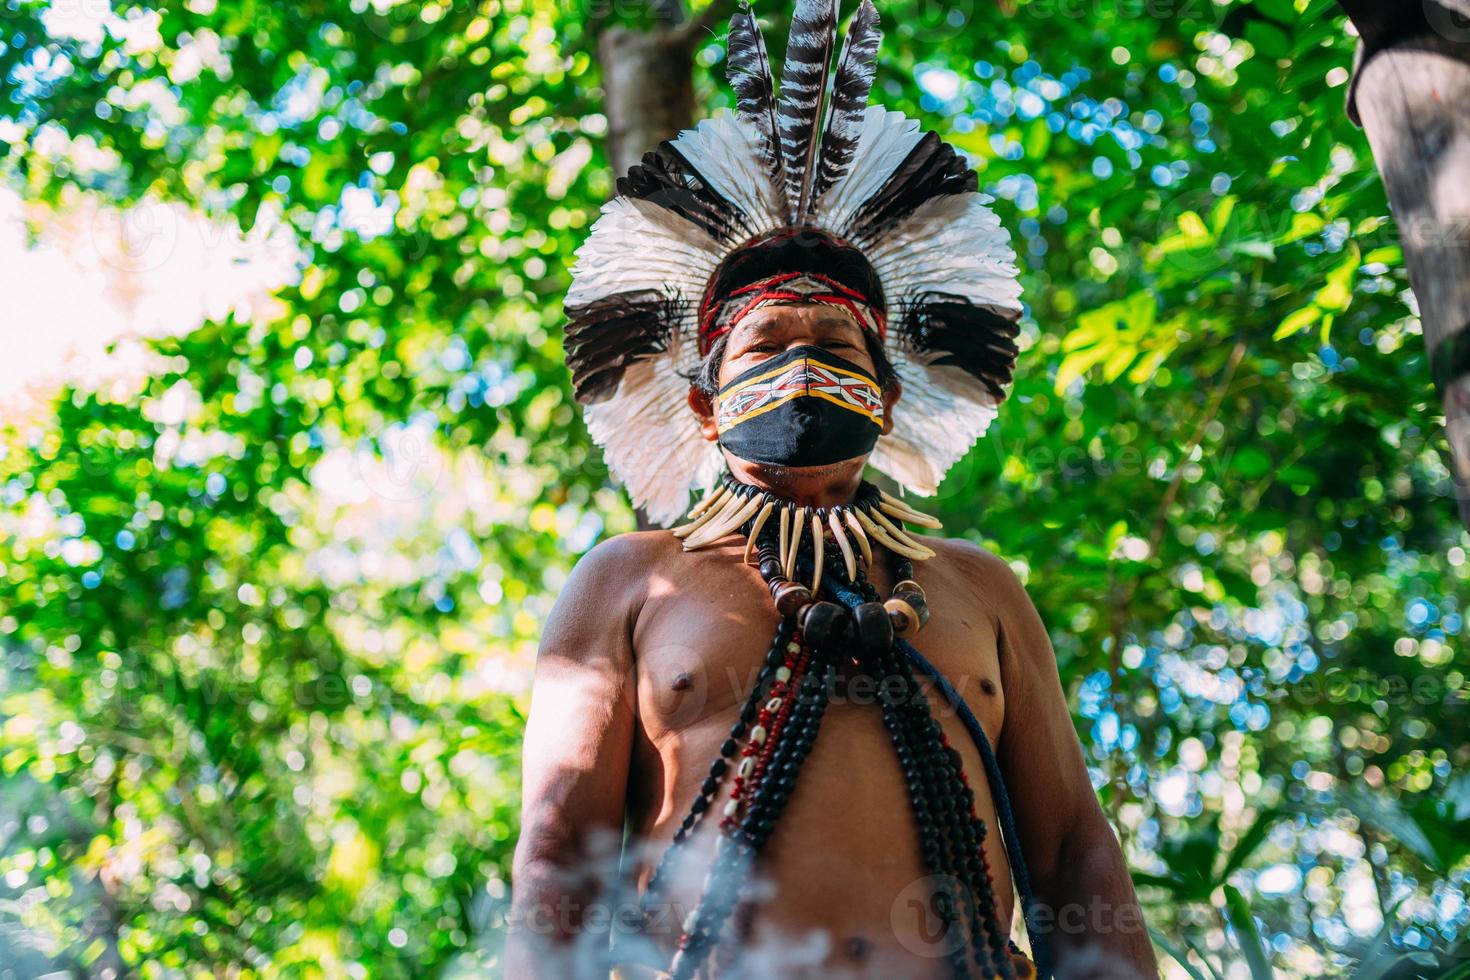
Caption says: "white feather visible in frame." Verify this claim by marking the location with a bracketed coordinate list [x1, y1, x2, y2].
[869, 355, 1001, 494]
[670, 112, 787, 240]
[566, 197, 725, 308]
[584, 357, 723, 526]
[867, 193, 1023, 314]
[815, 106, 923, 231]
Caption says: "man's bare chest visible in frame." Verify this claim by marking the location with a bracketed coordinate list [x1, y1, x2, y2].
[629, 545, 1007, 748]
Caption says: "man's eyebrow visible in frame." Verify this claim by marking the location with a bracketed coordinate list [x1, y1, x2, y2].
[734, 307, 862, 340]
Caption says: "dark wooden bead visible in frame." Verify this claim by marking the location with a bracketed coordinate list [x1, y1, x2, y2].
[896, 589, 929, 625]
[710, 758, 727, 777]
[692, 796, 708, 814]
[721, 738, 738, 757]
[798, 601, 849, 648]
[885, 597, 920, 637]
[853, 601, 894, 657]
[773, 581, 812, 617]
[759, 558, 784, 582]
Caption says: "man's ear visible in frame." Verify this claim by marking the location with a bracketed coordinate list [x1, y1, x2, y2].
[880, 378, 902, 435]
[689, 386, 719, 442]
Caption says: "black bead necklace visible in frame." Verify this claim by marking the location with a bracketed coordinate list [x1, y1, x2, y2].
[639, 475, 1021, 980]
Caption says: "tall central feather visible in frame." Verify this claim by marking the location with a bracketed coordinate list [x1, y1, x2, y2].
[726, 3, 783, 188]
[811, 0, 881, 207]
[776, 0, 839, 224]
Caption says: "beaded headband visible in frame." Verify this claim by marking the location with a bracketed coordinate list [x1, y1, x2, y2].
[700, 271, 887, 354]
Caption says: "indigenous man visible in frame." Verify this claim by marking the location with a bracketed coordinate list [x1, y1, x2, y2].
[509, 1, 1158, 977]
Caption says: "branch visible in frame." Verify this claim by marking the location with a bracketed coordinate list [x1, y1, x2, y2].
[672, 0, 733, 49]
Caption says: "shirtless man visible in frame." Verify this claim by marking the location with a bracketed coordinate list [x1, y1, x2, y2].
[509, 2, 1157, 975]
[508, 306, 1157, 978]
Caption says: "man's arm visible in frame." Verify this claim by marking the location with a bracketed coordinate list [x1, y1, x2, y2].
[507, 536, 644, 979]
[976, 547, 1159, 978]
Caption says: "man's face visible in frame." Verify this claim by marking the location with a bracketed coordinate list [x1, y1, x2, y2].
[688, 302, 900, 444]
[717, 303, 876, 387]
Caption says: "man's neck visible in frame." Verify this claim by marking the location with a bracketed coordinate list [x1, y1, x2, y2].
[724, 456, 866, 509]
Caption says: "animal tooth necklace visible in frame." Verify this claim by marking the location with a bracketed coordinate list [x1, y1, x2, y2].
[630, 474, 1029, 980]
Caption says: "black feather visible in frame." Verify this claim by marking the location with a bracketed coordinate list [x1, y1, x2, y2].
[901, 292, 1021, 399]
[617, 142, 751, 245]
[726, 2, 784, 184]
[812, 0, 881, 207]
[844, 131, 977, 244]
[564, 290, 680, 402]
[776, 0, 839, 223]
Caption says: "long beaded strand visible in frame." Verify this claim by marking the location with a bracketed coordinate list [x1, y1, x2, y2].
[842, 553, 1016, 979]
[653, 481, 1020, 980]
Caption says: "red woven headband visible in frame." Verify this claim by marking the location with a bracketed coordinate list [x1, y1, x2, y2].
[698, 271, 887, 356]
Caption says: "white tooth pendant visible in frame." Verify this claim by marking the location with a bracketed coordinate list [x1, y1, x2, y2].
[669, 477, 940, 576]
[828, 508, 858, 580]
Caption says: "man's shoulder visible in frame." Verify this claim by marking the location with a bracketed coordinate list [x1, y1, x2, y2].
[927, 536, 1026, 591]
[567, 530, 682, 589]
[546, 531, 680, 636]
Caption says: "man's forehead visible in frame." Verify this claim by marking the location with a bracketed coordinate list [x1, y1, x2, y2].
[734, 304, 864, 337]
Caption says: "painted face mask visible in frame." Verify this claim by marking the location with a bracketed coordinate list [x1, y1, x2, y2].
[715, 344, 885, 467]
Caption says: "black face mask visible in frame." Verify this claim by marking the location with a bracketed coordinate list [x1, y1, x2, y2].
[714, 344, 886, 467]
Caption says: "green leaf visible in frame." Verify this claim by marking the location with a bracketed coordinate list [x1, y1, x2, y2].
[1025, 117, 1052, 158]
[1222, 885, 1275, 980]
[1178, 210, 1211, 242]
[1274, 305, 1321, 340]
[1255, 0, 1299, 22]
[1232, 446, 1272, 479]
[1216, 807, 1282, 885]
[1246, 21, 1291, 60]
[1151, 929, 1211, 980]
[1279, 212, 1324, 245]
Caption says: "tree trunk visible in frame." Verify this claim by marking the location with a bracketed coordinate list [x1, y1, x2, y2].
[1340, 1, 1470, 528]
[597, 2, 729, 175]
[595, 2, 728, 528]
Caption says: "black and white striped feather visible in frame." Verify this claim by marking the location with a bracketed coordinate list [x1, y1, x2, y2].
[845, 130, 977, 244]
[811, 0, 881, 206]
[617, 141, 752, 246]
[726, 2, 784, 187]
[776, 0, 839, 223]
[563, 289, 678, 402]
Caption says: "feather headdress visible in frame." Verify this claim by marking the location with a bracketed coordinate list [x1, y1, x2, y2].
[564, 0, 1023, 525]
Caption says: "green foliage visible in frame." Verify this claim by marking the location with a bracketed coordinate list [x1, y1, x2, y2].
[1, 0, 1467, 976]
